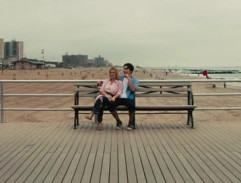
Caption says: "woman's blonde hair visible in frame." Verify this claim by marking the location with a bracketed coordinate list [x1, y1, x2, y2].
[109, 67, 119, 80]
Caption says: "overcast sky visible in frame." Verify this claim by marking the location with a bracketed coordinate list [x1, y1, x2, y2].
[1, 0, 241, 67]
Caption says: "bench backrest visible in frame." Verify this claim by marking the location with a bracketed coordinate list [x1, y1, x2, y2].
[74, 81, 194, 106]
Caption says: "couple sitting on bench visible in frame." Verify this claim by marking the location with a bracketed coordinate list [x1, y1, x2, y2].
[85, 63, 139, 131]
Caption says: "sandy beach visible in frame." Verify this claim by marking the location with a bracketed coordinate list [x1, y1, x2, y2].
[1, 68, 241, 124]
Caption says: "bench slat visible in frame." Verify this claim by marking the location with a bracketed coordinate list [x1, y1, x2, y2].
[75, 88, 192, 93]
[139, 83, 192, 87]
[76, 94, 188, 97]
[71, 105, 196, 110]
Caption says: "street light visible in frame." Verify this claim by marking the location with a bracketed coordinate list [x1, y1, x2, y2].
[41, 49, 44, 60]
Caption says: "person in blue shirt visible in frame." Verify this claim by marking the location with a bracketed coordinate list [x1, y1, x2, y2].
[110, 63, 139, 130]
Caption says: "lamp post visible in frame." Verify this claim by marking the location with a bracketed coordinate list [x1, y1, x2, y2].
[41, 49, 45, 61]
[1, 58, 3, 74]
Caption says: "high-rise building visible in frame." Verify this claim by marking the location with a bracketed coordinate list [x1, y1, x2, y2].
[4, 40, 24, 60]
[0, 38, 4, 59]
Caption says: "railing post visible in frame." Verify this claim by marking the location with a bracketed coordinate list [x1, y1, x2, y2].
[1, 81, 4, 123]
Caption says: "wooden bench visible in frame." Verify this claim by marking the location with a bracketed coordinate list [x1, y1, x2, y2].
[71, 80, 196, 129]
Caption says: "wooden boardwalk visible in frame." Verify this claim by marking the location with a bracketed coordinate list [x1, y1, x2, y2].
[1, 121, 241, 183]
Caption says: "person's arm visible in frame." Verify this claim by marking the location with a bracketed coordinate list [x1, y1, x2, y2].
[111, 93, 120, 101]
[99, 80, 113, 100]
[125, 74, 138, 92]
[111, 81, 123, 101]
[100, 90, 112, 100]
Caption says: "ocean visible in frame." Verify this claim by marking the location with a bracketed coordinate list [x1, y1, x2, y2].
[159, 66, 241, 87]
[160, 66, 241, 79]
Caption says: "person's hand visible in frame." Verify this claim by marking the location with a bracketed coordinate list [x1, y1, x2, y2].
[105, 94, 112, 101]
[124, 74, 130, 79]
[96, 81, 103, 87]
[110, 97, 116, 101]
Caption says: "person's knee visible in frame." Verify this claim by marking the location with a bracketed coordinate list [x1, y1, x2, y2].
[128, 103, 135, 112]
[108, 101, 116, 111]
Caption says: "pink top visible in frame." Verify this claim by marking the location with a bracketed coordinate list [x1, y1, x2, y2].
[100, 79, 123, 96]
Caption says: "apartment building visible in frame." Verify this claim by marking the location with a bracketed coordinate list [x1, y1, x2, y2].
[4, 39, 24, 60]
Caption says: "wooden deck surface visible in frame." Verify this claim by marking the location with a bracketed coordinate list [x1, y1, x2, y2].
[1, 121, 241, 183]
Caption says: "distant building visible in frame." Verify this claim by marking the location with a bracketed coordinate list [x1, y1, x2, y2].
[12, 58, 44, 70]
[62, 54, 88, 67]
[87, 59, 95, 67]
[4, 39, 24, 60]
[0, 38, 4, 59]
[94, 55, 106, 67]
[62, 53, 112, 68]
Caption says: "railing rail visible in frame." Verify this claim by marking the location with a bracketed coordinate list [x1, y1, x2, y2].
[1, 79, 241, 122]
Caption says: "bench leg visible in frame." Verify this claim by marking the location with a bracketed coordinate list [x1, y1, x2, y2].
[74, 109, 79, 129]
[187, 110, 194, 128]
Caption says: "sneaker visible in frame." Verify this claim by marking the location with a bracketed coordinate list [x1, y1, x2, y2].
[115, 120, 123, 130]
[126, 123, 135, 130]
[97, 123, 102, 131]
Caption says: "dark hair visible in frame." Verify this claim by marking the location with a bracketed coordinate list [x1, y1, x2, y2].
[124, 63, 134, 72]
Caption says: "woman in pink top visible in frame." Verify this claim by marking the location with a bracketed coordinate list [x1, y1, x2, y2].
[85, 67, 123, 130]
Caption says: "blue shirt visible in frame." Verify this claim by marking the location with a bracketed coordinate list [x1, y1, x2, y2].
[119, 75, 139, 100]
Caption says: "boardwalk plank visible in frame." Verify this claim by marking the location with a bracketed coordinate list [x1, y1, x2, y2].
[158, 123, 194, 182]
[100, 124, 112, 183]
[90, 124, 107, 183]
[109, 125, 118, 183]
[0, 123, 46, 164]
[45, 124, 83, 183]
[117, 129, 128, 183]
[195, 122, 241, 182]
[0, 123, 37, 154]
[1, 121, 241, 183]
[138, 123, 165, 183]
[62, 124, 92, 183]
[129, 129, 147, 183]
[176, 123, 230, 182]
[15, 122, 67, 182]
[144, 123, 175, 183]
[181, 122, 234, 183]
[166, 123, 219, 182]
[32, 123, 75, 183]
[150, 123, 185, 182]
[123, 127, 138, 183]
[0, 123, 56, 182]
[23, 123, 73, 183]
[71, 124, 96, 182]
[5, 123, 64, 183]
[81, 124, 101, 183]
[162, 123, 205, 182]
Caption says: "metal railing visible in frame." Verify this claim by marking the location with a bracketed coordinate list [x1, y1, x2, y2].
[1, 79, 241, 122]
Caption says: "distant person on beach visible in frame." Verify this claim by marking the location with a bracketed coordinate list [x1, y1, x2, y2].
[203, 70, 210, 79]
[109, 63, 139, 130]
[85, 67, 123, 130]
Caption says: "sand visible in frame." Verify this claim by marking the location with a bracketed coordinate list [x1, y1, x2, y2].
[1, 68, 241, 124]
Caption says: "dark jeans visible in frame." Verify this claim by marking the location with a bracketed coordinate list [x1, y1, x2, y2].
[109, 98, 136, 125]
[110, 98, 135, 113]
[96, 96, 115, 123]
